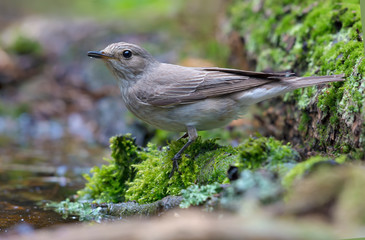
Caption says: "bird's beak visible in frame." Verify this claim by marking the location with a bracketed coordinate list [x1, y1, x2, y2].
[87, 51, 113, 59]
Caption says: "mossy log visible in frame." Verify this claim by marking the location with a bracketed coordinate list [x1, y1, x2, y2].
[100, 196, 183, 217]
[228, 0, 364, 156]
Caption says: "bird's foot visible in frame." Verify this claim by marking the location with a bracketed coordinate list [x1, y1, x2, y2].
[169, 126, 197, 178]
[169, 153, 181, 178]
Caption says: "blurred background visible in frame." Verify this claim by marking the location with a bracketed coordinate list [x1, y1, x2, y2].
[0, 0, 233, 147]
[0, 0, 255, 234]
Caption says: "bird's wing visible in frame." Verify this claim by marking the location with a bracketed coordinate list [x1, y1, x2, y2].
[135, 65, 292, 107]
[198, 67, 294, 79]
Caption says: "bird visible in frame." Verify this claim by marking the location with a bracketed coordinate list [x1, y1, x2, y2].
[87, 42, 345, 177]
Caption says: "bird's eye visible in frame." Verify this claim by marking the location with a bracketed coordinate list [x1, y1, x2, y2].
[122, 50, 132, 59]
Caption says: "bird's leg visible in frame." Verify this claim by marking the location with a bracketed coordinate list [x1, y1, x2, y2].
[169, 126, 197, 178]
[176, 132, 188, 141]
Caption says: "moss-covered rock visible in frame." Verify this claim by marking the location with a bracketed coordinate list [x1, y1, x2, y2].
[236, 136, 299, 171]
[125, 137, 237, 203]
[47, 196, 183, 221]
[228, 0, 364, 154]
[77, 134, 141, 203]
[282, 155, 347, 189]
[221, 170, 283, 211]
[283, 166, 365, 227]
[77, 134, 299, 205]
[125, 136, 299, 204]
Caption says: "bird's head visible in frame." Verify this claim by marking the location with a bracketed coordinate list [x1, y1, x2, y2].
[88, 42, 158, 81]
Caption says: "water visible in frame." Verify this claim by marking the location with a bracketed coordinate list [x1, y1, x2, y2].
[0, 141, 107, 236]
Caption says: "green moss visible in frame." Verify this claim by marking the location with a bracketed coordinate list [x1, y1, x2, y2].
[282, 155, 347, 189]
[9, 35, 42, 56]
[229, 0, 364, 153]
[77, 134, 141, 203]
[0, 102, 30, 117]
[77, 134, 300, 205]
[236, 136, 299, 171]
[125, 137, 237, 203]
[317, 84, 344, 118]
[298, 112, 311, 132]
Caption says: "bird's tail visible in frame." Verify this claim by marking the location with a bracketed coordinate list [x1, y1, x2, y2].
[286, 74, 345, 90]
